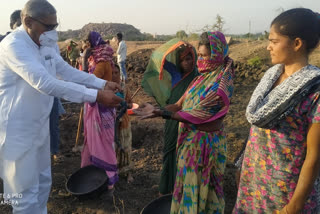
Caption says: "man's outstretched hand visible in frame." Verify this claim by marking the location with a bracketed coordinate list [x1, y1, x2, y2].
[104, 81, 122, 92]
[96, 90, 123, 107]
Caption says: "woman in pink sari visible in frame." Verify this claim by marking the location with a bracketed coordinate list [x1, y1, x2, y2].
[81, 31, 118, 189]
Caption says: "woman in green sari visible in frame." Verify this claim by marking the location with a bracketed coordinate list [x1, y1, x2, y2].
[142, 39, 198, 194]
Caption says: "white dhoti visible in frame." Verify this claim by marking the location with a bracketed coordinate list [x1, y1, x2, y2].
[0, 138, 51, 214]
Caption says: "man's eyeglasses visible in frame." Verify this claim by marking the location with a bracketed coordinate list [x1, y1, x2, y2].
[31, 17, 59, 31]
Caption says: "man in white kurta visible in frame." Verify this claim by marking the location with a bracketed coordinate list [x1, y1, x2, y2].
[116, 33, 127, 82]
[0, 1, 122, 213]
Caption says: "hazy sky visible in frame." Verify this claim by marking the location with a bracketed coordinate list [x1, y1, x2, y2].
[1, 0, 319, 35]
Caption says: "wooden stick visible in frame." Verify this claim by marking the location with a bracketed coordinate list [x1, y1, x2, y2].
[130, 86, 141, 100]
[74, 106, 84, 148]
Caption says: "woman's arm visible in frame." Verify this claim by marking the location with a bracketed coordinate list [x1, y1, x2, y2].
[283, 123, 320, 213]
[164, 104, 182, 113]
[147, 108, 189, 123]
[144, 92, 226, 125]
[157, 93, 189, 123]
[163, 93, 185, 112]
[135, 96, 187, 122]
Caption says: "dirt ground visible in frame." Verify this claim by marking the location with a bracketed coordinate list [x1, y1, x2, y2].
[1, 40, 320, 214]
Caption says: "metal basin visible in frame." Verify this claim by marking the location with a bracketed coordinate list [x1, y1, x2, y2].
[141, 194, 172, 214]
[65, 165, 108, 199]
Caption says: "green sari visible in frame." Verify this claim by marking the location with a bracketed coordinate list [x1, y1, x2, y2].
[142, 38, 198, 194]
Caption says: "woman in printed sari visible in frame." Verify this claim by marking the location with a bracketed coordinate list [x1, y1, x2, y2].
[142, 39, 198, 195]
[135, 31, 235, 213]
[233, 8, 320, 213]
[81, 31, 118, 190]
[112, 64, 134, 183]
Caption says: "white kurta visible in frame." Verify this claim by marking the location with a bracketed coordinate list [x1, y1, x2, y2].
[0, 26, 106, 193]
[116, 40, 127, 62]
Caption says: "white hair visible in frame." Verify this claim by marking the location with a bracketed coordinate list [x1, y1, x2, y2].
[21, 0, 56, 19]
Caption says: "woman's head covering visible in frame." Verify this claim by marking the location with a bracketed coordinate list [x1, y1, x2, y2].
[88, 31, 106, 48]
[142, 38, 198, 107]
[158, 40, 197, 80]
[197, 31, 229, 73]
[208, 31, 229, 63]
[87, 31, 114, 68]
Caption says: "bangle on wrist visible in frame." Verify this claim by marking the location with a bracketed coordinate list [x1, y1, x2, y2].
[162, 110, 172, 119]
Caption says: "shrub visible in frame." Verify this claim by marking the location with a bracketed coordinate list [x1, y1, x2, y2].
[247, 56, 262, 67]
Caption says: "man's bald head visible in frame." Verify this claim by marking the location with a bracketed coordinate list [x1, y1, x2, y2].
[21, 0, 58, 46]
[21, 0, 56, 20]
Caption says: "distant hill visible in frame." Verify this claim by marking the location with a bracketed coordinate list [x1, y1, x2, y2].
[58, 23, 145, 41]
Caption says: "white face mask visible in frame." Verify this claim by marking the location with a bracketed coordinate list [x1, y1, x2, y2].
[39, 30, 58, 47]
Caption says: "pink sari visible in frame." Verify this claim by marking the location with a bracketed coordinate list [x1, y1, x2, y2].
[81, 102, 118, 185]
[81, 32, 118, 185]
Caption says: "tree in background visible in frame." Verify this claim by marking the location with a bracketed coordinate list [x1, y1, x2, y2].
[176, 30, 188, 39]
[188, 33, 199, 41]
[264, 31, 269, 39]
[201, 24, 211, 32]
[212, 14, 225, 32]
[201, 14, 225, 33]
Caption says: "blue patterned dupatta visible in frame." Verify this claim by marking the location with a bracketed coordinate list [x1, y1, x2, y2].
[246, 64, 320, 129]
